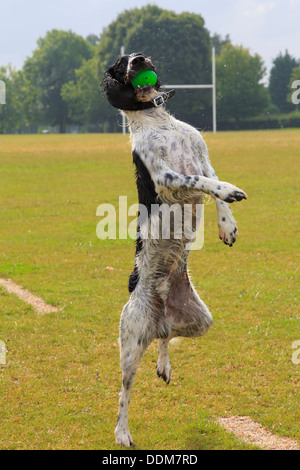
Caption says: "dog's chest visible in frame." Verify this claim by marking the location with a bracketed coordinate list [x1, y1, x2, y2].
[159, 130, 203, 176]
[135, 124, 204, 177]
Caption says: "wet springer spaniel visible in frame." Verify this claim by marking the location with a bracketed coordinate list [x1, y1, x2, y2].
[103, 52, 247, 447]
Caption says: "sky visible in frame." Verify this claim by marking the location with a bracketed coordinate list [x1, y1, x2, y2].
[0, 0, 299, 79]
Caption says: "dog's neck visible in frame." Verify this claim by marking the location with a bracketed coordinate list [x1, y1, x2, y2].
[123, 107, 172, 134]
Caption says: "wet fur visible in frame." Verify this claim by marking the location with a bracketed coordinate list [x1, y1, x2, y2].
[104, 53, 247, 447]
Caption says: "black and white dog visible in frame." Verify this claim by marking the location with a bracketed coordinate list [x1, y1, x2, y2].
[104, 52, 247, 447]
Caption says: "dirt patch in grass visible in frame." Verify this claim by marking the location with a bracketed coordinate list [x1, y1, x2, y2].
[0, 278, 58, 315]
[217, 416, 299, 450]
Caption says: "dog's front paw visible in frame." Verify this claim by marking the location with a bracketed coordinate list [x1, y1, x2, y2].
[214, 182, 247, 203]
[218, 210, 238, 247]
[115, 424, 134, 447]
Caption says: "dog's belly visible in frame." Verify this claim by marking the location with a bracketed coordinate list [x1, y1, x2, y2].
[133, 193, 203, 288]
[135, 247, 210, 338]
[165, 270, 209, 337]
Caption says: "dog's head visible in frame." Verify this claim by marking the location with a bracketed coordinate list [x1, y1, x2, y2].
[103, 52, 161, 111]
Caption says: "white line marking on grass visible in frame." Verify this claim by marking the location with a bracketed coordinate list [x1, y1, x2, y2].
[217, 416, 299, 450]
[0, 278, 58, 315]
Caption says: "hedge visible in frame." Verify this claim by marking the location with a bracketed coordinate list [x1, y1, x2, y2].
[217, 111, 300, 130]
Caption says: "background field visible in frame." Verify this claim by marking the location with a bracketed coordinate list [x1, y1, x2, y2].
[0, 129, 299, 450]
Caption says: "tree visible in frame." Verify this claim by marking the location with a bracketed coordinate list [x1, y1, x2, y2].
[24, 29, 93, 133]
[269, 51, 299, 114]
[97, 5, 212, 130]
[61, 55, 106, 129]
[216, 43, 269, 127]
[211, 33, 231, 55]
[86, 34, 100, 46]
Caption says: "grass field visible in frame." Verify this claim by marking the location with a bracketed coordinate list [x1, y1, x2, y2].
[0, 129, 299, 450]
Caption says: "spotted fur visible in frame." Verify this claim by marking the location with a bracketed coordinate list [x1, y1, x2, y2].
[104, 53, 247, 447]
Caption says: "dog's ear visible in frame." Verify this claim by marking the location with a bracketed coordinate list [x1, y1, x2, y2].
[106, 65, 115, 80]
[104, 68, 141, 111]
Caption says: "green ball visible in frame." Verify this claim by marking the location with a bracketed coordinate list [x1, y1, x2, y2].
[131, 70, 158, 88]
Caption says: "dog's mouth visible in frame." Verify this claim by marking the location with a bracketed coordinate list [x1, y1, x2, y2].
[135, 84, 153, 91]
[104, 53, 163, 110]
[127, 66, 154, 85]
[134, 84, 157, 103]
[127, 57, 160, 103]
[126, 54, 159, 91]
[126, 55, 155, 82]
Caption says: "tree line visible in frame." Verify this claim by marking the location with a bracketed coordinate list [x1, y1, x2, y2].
[0, 4, 299, 134]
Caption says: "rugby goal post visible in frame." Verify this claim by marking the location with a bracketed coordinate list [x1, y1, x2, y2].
[121, 47, 217, 134]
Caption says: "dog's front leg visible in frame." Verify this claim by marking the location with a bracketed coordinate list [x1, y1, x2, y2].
[154, 168, 247, 203]
[155, 166, 245, 245]
[203, 162, 241, 246]
[193, 137, 245, 245]
[136, 149, 247, 203]
[216, 200, 239, 246]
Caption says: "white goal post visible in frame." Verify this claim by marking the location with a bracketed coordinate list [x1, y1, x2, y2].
[121, 47, 217, 134]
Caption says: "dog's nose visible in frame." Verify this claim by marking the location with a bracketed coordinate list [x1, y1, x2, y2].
[131, 55, 145, 66]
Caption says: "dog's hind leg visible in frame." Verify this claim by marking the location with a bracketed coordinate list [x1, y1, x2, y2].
[157, 338, 172, 384]
[115, 298, 154, 447]
[156, 272, 213, 385]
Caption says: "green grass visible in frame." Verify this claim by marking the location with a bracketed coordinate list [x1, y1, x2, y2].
[0, 130, 299, 449]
